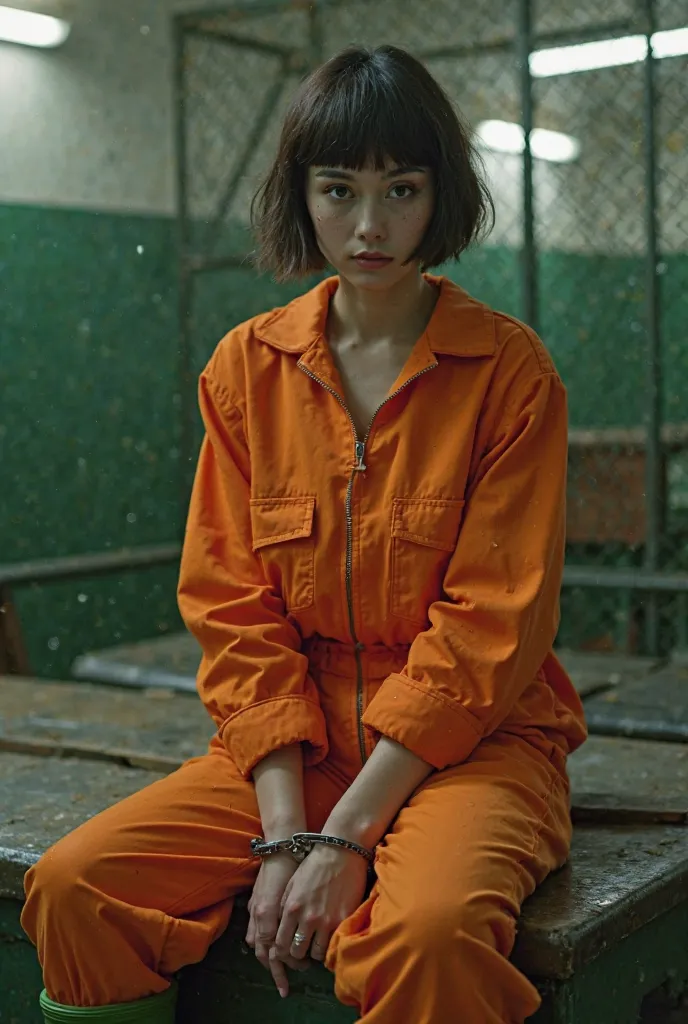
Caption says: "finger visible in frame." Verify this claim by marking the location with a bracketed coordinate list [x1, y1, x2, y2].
[245, 908, 255, 947]
[280, 875, 294, 912]
[254, 939, 271, 973]
[274, 900, 300, 957]
[310, 925, 332, 962]
[285, 954, 312, 972]
[254, 901, 279, 947]
[269, 948, 313, 973]
[289, 922, 315, 961]
[268, 945, 289, 998]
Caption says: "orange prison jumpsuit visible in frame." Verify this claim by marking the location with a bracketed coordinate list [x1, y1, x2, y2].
[22, 276, 587, 1023]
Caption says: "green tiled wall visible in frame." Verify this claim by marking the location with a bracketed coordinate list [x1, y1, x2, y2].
[1, 202, 686, 674]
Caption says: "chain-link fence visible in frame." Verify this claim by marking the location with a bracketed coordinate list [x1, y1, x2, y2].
[174, 0, 688, 656]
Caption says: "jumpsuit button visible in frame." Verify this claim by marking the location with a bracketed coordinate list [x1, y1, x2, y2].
[355, 642, 366, 653]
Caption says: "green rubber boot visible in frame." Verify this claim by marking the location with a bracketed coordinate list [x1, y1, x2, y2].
[39, 984, 177, 1023]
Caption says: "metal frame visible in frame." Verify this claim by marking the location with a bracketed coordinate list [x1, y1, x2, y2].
[173, 0, 675, 654]
[641, 0, 664, 653]
[518, 0, 538, 331]
[0, 545, 180, 676]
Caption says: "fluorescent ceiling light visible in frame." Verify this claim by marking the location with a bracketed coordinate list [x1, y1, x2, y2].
[0, 5, 70, 48]
[477, 120, 580, 163]
[531, 26, 688, 77]
[653, 26, 688, 59]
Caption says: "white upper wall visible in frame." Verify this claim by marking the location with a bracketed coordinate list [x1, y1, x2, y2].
[0, 0, 215, 213]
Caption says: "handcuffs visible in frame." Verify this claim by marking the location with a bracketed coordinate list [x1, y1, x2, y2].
[250, 831, 374, 866]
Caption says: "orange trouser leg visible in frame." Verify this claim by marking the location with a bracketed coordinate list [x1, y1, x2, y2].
[21, 745, 345, 1007]
[327, 734, 572, 1024]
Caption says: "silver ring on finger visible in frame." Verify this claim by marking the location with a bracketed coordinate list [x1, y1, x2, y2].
[293, 930, 309, 947]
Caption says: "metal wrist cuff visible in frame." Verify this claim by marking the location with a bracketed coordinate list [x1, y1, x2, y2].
[249, 836, 308, 863]
[250, 832, 375, 865]
[292, 832, 375, 863]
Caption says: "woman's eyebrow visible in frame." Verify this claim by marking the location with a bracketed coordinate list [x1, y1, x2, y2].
[313, 168, 355, 180]
[313, 166, 427, 180]
[384, 166, 426, 177]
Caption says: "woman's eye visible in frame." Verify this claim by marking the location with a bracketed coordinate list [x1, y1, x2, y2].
[388, 184, 415, 199]
[326, 185, 352, 200]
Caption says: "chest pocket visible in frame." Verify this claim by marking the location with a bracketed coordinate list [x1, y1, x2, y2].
[390, 497, 465, 624]
[250, 496, 316, 613]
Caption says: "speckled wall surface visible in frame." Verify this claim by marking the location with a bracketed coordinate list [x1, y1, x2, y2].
[0, 203, 320, 677]
[1, 203, 181, 676]
[455, 249, 688, 432]
[1, 201, 687, 674]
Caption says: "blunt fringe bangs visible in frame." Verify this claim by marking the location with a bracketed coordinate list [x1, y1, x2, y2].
[252, 45, 494, 280]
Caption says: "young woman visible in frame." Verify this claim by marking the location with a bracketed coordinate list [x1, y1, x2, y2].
[22, 45, 586, 1024]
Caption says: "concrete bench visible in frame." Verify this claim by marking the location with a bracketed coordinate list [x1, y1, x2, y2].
[582, 663, 688, 743]
[2, 677, 688, 1023]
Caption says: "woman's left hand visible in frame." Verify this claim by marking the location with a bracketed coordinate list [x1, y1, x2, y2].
[273, 844, 370, 965]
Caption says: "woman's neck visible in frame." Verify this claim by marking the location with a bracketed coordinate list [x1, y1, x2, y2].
[329, 270, 438, 348]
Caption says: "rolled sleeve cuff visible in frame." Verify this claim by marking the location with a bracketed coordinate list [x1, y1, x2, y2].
[362, 672, 483, 770]
[219, 695, 329, 776]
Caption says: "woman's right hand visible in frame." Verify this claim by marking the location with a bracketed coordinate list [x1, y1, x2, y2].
[246, 852, 312, 997]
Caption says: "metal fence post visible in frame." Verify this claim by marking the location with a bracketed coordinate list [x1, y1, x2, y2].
[518, 0, 538, 332]
[642, 0, 664, 654]
[173, 17, 196, 524]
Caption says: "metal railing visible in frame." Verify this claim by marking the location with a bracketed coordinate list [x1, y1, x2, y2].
[0, 545, 180, 675]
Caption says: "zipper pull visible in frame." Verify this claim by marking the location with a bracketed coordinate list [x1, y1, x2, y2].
[354, 441, 367, 471]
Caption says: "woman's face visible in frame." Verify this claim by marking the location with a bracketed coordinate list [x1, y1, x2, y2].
[305, 157, 434, 291]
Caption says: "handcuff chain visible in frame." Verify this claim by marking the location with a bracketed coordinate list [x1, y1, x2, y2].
[250, 832, 374, 865]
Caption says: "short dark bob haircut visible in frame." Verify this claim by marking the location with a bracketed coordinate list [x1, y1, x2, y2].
[252, 45, 494, 280]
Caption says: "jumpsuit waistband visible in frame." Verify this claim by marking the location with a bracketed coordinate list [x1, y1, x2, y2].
[303, 637, 410, 682]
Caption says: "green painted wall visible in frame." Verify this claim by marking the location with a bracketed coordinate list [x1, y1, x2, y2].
[1, 202, 686, 674]
[453, 248, 687, 430]
[1, 205, 179, 677]
[0, 204, 313, 677]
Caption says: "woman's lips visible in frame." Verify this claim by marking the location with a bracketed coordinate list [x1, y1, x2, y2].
[353, 253, 394, 270]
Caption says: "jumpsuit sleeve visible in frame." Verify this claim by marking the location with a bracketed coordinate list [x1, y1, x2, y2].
[362, 368, 568, 770]
[177, 369, 328, 777]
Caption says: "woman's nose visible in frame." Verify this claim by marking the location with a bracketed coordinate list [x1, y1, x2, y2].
[354, 200, 387, 243]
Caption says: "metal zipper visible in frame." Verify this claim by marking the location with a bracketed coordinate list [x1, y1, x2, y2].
[299, 360, 437, 765]
[359, 365, 437, 453]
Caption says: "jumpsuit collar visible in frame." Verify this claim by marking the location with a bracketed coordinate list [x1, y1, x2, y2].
[252, 275, 497, 361]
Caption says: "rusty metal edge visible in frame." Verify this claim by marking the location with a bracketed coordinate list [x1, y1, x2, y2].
[586, 715, 688, 743]
[0, 544, 180, 589]
[70, 654, 198, 693]
[0, 846, 37, 900]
